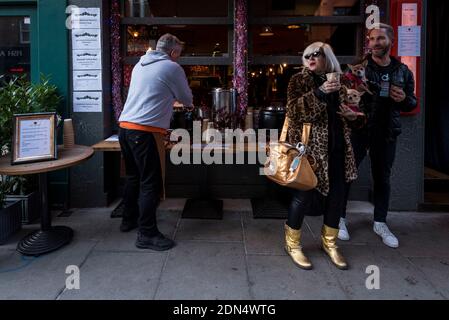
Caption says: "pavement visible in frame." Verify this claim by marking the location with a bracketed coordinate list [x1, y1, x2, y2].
[0, 200, 448, 300]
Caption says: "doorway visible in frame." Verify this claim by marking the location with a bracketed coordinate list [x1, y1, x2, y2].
[422, 1, 449, 211]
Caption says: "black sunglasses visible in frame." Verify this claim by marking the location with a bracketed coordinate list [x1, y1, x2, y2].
[304, 50, 324, 60]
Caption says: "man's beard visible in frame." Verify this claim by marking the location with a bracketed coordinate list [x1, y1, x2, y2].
[371, 44, 391, 58]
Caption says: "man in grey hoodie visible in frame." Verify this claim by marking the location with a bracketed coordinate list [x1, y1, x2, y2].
[118, 34, 193, 251]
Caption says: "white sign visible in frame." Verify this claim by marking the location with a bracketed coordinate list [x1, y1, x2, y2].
[71, 7, 101, 29]
[73, 70, 102, 91]
[398, 26, 421, 57]
[402, 3, 418, 26]
[73, 92, 102, 113]
[73, 50, 102, 70]
[19, 119, 52, 158]
[72, 29, 101, 50]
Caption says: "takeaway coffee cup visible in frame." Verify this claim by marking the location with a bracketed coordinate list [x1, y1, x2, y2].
[63, 119, 75, 149]
[326, 72, 341, 84]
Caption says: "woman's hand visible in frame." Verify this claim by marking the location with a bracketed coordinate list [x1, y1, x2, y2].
[337, 104, 361, 122]
[319, 81, 341, 94]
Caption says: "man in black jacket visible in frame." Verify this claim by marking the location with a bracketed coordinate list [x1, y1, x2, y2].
[339, 23, 417, 248]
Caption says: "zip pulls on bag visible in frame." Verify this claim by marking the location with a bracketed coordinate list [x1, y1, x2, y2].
[289, 143, 307, 173]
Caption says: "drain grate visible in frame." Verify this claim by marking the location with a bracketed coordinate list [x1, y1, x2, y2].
[251, 197, 289, 219]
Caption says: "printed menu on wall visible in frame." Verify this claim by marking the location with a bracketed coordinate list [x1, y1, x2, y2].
[72, 29, 102, 50]
[71, 7, 101, 29]
[73, 70, 102, 91]
[73, 92, 102, 113]
[71, 7, 103, 113]
[73, 50, 102, 70]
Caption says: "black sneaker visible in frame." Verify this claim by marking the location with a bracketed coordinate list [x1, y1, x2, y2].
[135, 232, 175, 251]
[120, 220, 138, 232]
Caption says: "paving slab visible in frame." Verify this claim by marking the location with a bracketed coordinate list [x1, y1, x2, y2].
[94, 211, 180, 252]
[59, 251, 166, 300]
[246, 254, 348, 300]
[0, 240, 97, 300]
[175, 218, 243, 242]
[155, 241, 250, 300]
[407, 257, 449, 299]
[329, 244, 445, 300]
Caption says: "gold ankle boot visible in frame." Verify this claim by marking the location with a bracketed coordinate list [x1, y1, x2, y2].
[284, 224, 313, 270]
[321, 225, 348, 270]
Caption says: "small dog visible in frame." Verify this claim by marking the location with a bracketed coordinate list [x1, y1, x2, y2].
[345, 61, 373, 95]
[345, 89, 365, 114]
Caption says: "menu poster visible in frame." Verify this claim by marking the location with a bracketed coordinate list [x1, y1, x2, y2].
[71, 7, 101, 29]
[73, 50, 102, 70]
[73, 92, 103, 113]
[398, 26, 421, 57]
[12, 113, 57, 165]
[402, 3, 418, 26]
[72, 29, 101, 50]
[73, 70, 102, 91]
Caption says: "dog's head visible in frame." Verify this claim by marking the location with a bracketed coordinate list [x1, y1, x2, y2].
[348, 62, 367, 78]
[345, 89, 364, 105]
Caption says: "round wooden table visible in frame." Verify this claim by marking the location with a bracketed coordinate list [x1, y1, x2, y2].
[0, 145, 94, 256]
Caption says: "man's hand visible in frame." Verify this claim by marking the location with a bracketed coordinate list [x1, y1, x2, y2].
[319, 81, 341, 94]
[184, 105, 195, 112]
[390, 85, 406, 103]
[337, 104, 361, 122]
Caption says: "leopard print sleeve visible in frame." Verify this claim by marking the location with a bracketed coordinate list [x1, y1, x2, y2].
[286, 72, 327, 124]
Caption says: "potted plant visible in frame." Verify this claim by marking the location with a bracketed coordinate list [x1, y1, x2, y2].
[3, 175, 41, 224]
[0, 176, 22, 245]
[0, 75, 61, 224]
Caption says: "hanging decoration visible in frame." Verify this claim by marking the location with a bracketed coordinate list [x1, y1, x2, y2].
[233, 0, 248, 121]
[111, 0, 123, 121]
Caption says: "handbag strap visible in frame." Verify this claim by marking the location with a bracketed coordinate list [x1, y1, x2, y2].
[280, 117, 289, 142]
[280, 117, 312, 147]
[301, 123, 312, 146]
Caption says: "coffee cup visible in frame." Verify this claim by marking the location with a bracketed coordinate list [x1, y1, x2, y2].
[326, 72, 340, 84]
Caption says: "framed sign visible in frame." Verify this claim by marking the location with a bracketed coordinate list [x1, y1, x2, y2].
[11, 113, 57, 165]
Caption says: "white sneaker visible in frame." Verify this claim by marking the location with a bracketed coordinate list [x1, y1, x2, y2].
[373, 222, 399, 248]
[338, 218, 350, 241]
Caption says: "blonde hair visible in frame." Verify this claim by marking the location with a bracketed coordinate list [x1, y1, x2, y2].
[302, 42, 342, 73]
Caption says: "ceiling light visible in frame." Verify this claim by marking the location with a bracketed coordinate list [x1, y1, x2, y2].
[259, 26, 274, 37]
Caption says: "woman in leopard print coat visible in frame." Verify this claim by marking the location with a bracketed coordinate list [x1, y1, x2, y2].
[283, 42, 364, 271]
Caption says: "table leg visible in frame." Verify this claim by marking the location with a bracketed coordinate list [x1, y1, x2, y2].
[17, 173, 74, 256]
[182, 157, 223, 220]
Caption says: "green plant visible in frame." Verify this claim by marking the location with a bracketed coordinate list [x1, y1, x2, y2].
[0, 74, 62, 197]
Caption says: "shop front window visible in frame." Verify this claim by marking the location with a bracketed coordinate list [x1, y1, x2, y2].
[124, 0, 229, 18]
[251, 24, 358, 57]
[248, 0, 366, 108]
[126, 25, 229, 57]
[0, 16, 31, 82]
[121, 0, 234, 108]
[248, 64, 301, 108]
[250, 0, 361, 17]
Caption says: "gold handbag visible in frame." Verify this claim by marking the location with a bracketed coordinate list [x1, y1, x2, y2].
[264, 118, 318, 191]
